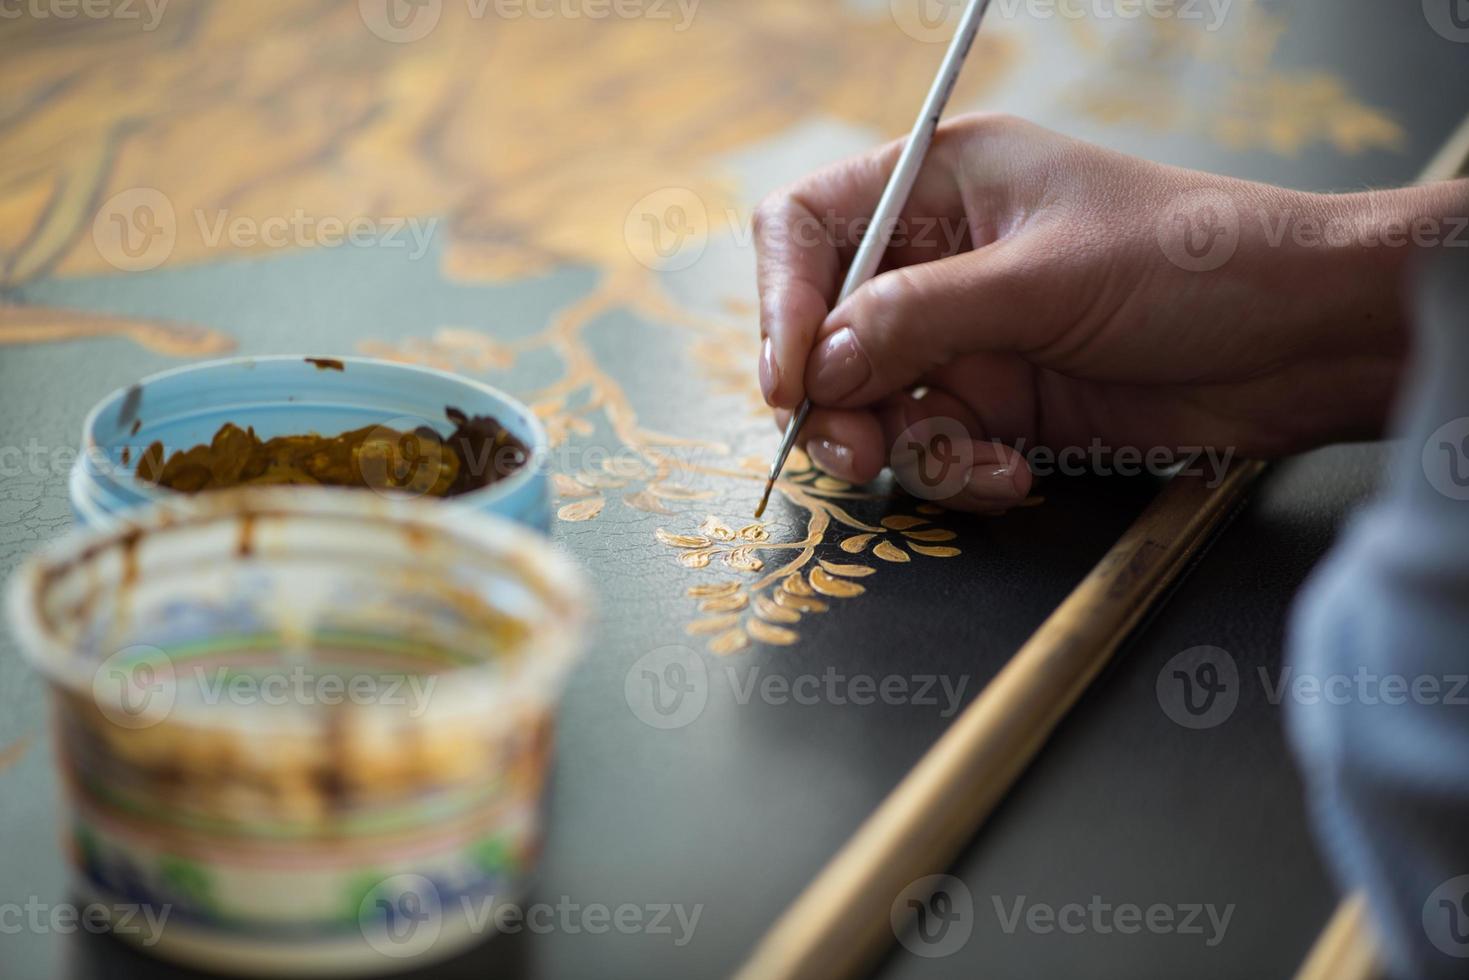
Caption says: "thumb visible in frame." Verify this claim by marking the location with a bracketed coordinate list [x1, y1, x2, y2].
[803, 244, 1036, 408]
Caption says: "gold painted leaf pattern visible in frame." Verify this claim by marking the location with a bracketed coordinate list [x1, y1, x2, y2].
[709, 628, 750, 656]
[903, 528, 957, 542]
[781, 573, 814, 597]
[754, 593, 800, 624]
[698, 516, 735, 541]
[840, 533, 875, 554]
[819, 561, 876, 578]
[813, 476, 849, 492]
[553, 473, 595, 499]
[687, 582, 740, 599]
[747, 619, 799, 646]
[699, 593, 750, 613]
[558, 498, 605, 522]
[602, 456, 648, 479]
[736, 523, 769, 542]
[916, 504, 944, 515]
[657, 529, 711, 548]
[881, 515, 928, 530]
[687, 614, 740, 635]
[624, 489, 673, 514]
[809, 567, 865, 598]
[910, 544, 961, 558]
[577, 470, 627, 489]
[774, 591, 829, 614]
[678, 548, 716, 569]
[724, 546, 764, 573]
[873, 540, 911, 563]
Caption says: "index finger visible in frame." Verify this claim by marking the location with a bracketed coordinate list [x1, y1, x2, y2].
[752, 134, 968, 410]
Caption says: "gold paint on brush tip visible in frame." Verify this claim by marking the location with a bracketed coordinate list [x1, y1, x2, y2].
[754, 478, 773, 519]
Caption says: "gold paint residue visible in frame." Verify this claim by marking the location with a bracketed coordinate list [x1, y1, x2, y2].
[557, 498, 605, 522]
[873, 541, 912, 564]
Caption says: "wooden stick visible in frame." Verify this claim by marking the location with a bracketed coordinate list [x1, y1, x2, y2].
[735, 461, 1266, 980]
[1292, 893, 1380, 980]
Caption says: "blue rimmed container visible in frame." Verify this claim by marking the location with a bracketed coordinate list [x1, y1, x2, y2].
[71, 356, 550, 531]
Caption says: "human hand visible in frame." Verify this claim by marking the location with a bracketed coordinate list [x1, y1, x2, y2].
[754, 113, 1463, 511]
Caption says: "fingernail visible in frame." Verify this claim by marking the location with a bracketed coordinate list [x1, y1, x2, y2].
[759, 337, 779, 404]
[809, 327, 871, 402]
[964, 464, 1024, 503]
[807, 438, 853, 478]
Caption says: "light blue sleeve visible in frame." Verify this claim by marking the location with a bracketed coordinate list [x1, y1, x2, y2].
[1287, 245, 1469, 980]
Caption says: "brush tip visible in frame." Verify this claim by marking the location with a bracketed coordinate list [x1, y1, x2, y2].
[754, 479, 773, 519]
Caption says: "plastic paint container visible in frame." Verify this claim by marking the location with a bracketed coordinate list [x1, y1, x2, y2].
[7, 490, 590, 976]
[70, 356, 550, 531]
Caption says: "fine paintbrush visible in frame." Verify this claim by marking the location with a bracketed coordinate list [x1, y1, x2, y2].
[754, 0, 994, 518]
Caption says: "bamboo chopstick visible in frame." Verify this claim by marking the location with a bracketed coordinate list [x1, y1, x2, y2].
[1292, 894, 1381, 980]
